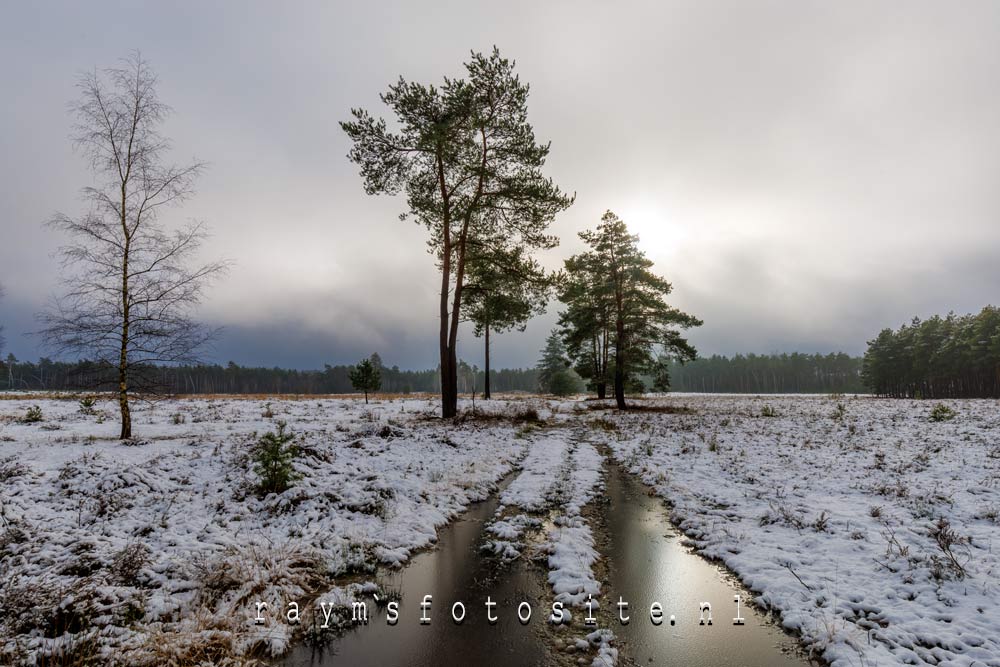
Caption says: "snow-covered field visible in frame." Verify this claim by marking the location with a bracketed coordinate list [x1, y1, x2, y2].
[2, 393, 998, 667]
[599, 394, 1000, 667]
[0, 395, 536, 665]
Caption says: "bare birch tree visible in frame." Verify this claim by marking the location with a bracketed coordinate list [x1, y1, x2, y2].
[39, 52, 227, 439]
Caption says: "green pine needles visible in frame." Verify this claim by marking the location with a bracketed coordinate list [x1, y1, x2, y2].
[349, 356, 382, 404]
[252, 422, 300, 496]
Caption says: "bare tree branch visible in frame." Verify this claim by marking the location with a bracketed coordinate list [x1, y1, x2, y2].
[38, 51, 228, 439]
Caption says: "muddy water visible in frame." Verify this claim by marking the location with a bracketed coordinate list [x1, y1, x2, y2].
[601, 461, 811, 666]
[284, 461, 814, 667]
[283, 473, 551, 667]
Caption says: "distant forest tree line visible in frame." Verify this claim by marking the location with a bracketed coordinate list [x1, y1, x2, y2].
[2, 352, 867, 396]
[11, 313, 1000, 398]
[0, 354, 539, 395]
[661, 353, 863, 394]
[861, 306, 1000, 399]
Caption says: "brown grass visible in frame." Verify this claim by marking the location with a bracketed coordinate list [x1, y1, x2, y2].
[625, 403, 697, 414]
[453, 406, 543, 424]
[0, 391, 543, 402]
[586, 399, 696, 414]
[0, 392, 102, 401]
[138, 611, 264, 667]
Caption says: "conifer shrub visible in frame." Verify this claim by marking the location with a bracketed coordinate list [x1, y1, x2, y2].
[251, 422, 300, 496]
[929, 403, 957, 422]
[930, 403, 958, 422]
[20, 405, 43, 423]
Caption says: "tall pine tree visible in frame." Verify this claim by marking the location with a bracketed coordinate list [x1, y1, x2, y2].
[561, 211, 701, 408]
[558, 251, 612, 398]
[341, 49, 572, 418]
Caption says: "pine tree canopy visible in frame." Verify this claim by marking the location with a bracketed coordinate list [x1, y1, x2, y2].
[463, 241, 553, 337]
[862, 306, 1000, 398]
[559, 210, 701, 405]
[349, 356, 382, 402]
[341, 47, 573, 417]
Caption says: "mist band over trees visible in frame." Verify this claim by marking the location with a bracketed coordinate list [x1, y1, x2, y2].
[664, 353, 864, 394]
[0, 353, 871, 396]
[0, 357, 537, 394]
[36, 52, 227, 438]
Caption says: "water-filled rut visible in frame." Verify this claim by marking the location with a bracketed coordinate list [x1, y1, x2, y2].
[283, 471, 551, 666]
[284, 448, 814, 666]
[597, 458, 811, 666]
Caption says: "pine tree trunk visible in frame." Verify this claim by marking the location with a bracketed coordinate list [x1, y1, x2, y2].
[614, 365, 626, 410]
[442, 344, 458, 417]
[439, 225, 458, 418]
[597, 383, 607, 399]
[484, 326, 492, 400]
[614, 315, 627, 410]
[441, 305, 460, 418]
[443, 230, 469, 418]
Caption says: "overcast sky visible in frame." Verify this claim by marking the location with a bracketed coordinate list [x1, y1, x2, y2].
[2, 1, 999, 370]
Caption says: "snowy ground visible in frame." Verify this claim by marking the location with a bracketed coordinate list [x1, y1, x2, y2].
[598, 394, 1000, 667]
[0, 395, 535, 665]
[2, 393, 997, 667]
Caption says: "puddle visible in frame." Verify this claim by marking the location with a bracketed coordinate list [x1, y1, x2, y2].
[600, 460, 814, 666]
[283, 472, 552, 666]
[283, 456, 816, 666]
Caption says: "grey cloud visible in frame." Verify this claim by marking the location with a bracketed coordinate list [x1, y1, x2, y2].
[2, 1, 998, 369]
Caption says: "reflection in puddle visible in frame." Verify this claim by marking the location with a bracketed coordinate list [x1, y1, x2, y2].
[283, 473, 551, 666]
[284, 458, 815, 667]
[601, 460, 812, 666]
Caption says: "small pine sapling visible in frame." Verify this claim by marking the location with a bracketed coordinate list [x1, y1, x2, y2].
[349, 357, 382, 404]
[252, 422, 300, 496]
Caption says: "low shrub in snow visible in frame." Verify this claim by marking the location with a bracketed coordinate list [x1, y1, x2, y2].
[78, 396, 97, 415]
[0, 455, 28, 482]
[111, 542, 152, 587]
[927, 517, 970, 580]
[20, 405, 43, 424]
[929, 403, 957, 422]
[251, 422, 300, 496]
